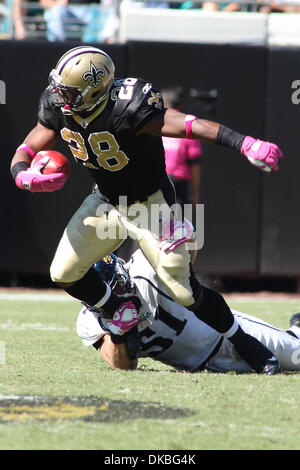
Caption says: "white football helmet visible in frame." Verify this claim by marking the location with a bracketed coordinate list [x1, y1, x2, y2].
[48, 46, 115, 115]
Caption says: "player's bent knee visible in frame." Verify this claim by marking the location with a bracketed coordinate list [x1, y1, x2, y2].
[155, 260, 196, 307]
[160, 279, 195, 307]
[172, 292, 195, 307]
[187, 286, 226, 312]
[50, 260, 76, 285]
[50, 262, 65, 284]
[50, 252, 89, 284]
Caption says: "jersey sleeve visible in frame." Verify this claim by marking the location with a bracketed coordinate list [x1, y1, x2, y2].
[132, 81, 165, 131]
[37, 88, 60, 133]
[115, 79, 165, 133]
[76, 306, 107, 347]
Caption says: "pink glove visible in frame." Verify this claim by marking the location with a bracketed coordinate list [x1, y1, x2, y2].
[107, 300, 139, 336]
[15, 156, 66, 192]
[241, 136, 283, 172]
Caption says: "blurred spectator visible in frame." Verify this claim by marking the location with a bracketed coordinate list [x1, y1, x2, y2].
[13, 0, 26, 38]
[39, 0, 102, 42]
[259, 0, 300, 12]
[100, 0, 120, 43]
[145, 1, 169, 6]
[222, 2, 242, 10]
[0, 0, 27, 39]
[39, 0, 120, 42]
[201, 0, 300, 12]
[162, 87, 202, 209]
[201, 2, 219, 10]
[0, 0, 12, 37]
[201, 2, 244, 11]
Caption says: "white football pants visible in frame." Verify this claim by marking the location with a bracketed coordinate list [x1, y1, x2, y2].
[207, 309, 300, 372]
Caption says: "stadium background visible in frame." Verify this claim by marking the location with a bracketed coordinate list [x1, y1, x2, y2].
[1, 39, 300, 291]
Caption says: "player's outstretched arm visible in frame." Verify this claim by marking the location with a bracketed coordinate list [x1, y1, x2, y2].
[99, 334, 138, 370]
[141, 108, 283, 173]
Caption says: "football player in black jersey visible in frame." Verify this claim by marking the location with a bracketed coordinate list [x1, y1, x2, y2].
[10, 46, 283, 375]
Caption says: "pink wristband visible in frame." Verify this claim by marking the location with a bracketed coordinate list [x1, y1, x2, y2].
[16, 144, 36, 159]
[184, 115, 197, 139]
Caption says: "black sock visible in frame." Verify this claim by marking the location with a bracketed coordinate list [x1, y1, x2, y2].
[229, 326, 276, 372]
[188, 284, 277, 372]
[64, 267, 107, 305]
[190, 286, 236, 334]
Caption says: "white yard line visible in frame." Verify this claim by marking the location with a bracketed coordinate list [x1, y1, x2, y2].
[0, 291, 76, 301]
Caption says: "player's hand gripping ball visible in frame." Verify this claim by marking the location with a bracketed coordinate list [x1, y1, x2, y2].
[31, 150, 70, 180]
[15, 150, 70, 192]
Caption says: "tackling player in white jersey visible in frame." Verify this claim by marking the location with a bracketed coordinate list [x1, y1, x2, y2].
[76, 250, 300, 373]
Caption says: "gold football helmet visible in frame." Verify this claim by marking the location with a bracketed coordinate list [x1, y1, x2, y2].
[48, 46, 115, 115]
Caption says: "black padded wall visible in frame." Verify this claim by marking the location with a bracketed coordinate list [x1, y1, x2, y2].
[260, 46, 300, 275]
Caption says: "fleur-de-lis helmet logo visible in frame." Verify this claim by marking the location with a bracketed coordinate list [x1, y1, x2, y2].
[83, 61, 106, 87]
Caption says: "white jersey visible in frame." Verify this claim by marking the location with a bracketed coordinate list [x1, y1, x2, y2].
[76, 250, 300, 372]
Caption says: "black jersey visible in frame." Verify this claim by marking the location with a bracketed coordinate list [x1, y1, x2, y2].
[38, 78, 170, 205]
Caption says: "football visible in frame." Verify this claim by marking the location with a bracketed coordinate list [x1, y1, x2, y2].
[31, 150, 70, 180]
[246, 156, 272, 173]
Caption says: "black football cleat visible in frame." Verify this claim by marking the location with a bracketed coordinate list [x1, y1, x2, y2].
[229, 326, 279, 375]
[290, 312, 300, 328]
[261, 356, 280, 375]
[286, 313, 300, 338]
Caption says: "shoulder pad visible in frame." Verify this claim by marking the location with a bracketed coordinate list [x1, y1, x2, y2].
[108, 78, 163, 129]
[118, 78, 162, 114]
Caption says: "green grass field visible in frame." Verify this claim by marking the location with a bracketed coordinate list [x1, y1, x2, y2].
[0, 291, 300, 451]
